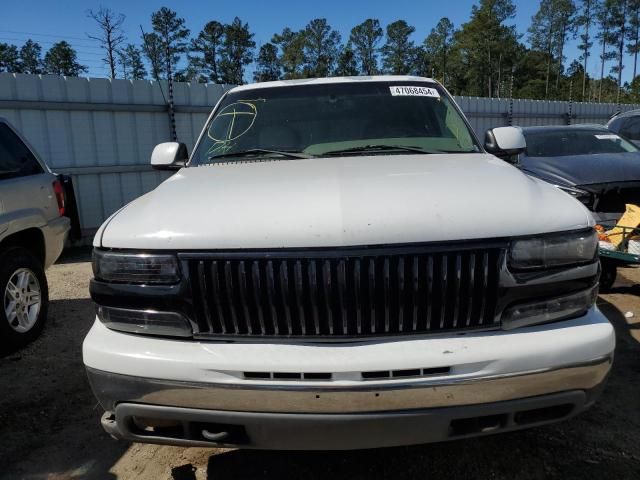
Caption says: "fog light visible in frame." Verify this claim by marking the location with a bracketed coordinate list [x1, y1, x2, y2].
[502, 285, 598, 330]
[96, 305, 192, 337]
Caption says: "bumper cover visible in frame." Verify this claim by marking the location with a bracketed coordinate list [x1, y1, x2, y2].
[99, 388, 603, 450]
[88, 355, 611, 449]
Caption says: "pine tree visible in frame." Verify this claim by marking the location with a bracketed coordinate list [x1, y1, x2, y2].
[0, 43, 19, 72]
[334, 42, 358, 76]
[381, 20, 418, 75]
[627, 0, 640, 79]
[140, 32, 165, 81]
[254, 42, 281, 82]
[303, 18, 341, 77]
[44, 41, 87, 76]
[19, 40, 43, 74]
[349, 19, 383, 75]
[452, 0, 520, 97]
[272, 28, 307, 79]
[577, 0, 599, 99]
[423, 18, 455, 84]
[118, 44, 146, 80]
[219, 17, 255, 85]
[149, 7, 190, 80]
[190, 20, 224, 83]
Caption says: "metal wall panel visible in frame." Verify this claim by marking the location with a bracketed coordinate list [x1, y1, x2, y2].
[1, 73, 639, 240]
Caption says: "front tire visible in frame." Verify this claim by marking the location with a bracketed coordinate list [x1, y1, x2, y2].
[0, 247, 48, 351]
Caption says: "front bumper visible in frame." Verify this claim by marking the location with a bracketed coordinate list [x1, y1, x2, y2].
[83, 307, 615, 449]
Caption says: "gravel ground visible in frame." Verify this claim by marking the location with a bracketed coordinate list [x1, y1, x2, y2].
[1, 250, 640, 480]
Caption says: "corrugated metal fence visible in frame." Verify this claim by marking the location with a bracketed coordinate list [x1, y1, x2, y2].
[1, 73, 638, 239]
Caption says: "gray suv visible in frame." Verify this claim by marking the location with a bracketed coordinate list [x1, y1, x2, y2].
[0, 118, 71, 350]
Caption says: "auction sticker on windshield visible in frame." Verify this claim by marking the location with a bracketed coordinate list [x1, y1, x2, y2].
[389, 86, 440, 97]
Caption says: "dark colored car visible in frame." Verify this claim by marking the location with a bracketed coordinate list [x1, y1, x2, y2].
[516, 125, 640, 222]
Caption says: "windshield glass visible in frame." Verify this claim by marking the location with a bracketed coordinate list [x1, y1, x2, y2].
[523, 129, 639, 157]
[191, 81, 479, 164]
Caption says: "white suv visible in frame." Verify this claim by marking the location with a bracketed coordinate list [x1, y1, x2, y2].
[83, 77, 614, 450]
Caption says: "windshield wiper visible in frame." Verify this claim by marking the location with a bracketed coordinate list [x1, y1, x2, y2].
[207, 148, 313, 162]
[320, 144, 458, 156]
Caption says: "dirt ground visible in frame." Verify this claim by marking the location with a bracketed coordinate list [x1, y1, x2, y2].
[1, 250, 640, 480]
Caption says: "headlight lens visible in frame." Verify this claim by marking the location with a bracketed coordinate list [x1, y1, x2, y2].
[509, 229, 598, 270]
[97, 305, 192, 337]
[502, 285, 598, 330]
[92, 249, 180, 284]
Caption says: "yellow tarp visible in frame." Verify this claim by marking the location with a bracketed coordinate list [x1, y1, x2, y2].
[607, 204, 640, 247]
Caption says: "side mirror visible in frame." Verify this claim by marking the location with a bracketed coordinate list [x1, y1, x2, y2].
[484, 127, 526, 163]
[151, 142, 188, 170]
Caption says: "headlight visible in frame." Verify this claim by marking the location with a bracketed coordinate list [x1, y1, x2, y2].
[96, 305, 192, 337]
[92, 249, 180, 284]
[509, 229, 598, 270]
[502, 285, 598, 330]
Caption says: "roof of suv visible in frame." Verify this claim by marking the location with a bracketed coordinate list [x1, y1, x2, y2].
[229, 75, 438, 93]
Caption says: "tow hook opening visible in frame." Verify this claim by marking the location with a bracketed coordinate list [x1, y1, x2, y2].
[129, 416, 249, 445]
[514, 403, 574, 425]
[450, 414, 508, 436]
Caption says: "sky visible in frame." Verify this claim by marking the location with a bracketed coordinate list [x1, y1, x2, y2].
[0, 0, 630, 83]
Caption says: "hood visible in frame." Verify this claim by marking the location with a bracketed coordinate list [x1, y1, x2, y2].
[520, 152, 640, 187]
[98, 154, 592, 249]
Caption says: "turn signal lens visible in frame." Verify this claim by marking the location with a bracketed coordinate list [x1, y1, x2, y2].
[502, 285, 598, 330]
[96, 305, 192, 337]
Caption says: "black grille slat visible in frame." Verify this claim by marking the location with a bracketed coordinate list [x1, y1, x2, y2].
[251, 261, 265, 335]
[383, 257, 390, 333]
[196, 261, 214, 332]
[210, 261, 226, 333]
[466, 254, 475, 327]
[337, 260, 348, 335]
[279, 261, 292, 335]
[354, 259, 362, 334]
[294, 260, 306, 335]
[265, 261, 278, 334]
[426, 256, 434, 330]
[452, 254, 462, 328]
[223, 261, 239, 334]
[439, 255, 447, 329]
[308, 260, 320, 335]
[188, 245, 502, 339]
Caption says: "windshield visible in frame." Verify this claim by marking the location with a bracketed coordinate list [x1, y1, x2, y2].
[523, 129, 639, 157]
[191, 81, 479, 164]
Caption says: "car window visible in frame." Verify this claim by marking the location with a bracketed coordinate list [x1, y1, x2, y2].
[0, 124, 43, 179]
[523, 129, 638, 157]
[191, 82, 479, 164]
[617, 116, 640, 141]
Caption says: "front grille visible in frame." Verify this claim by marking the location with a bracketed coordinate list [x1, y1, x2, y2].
[185, 245, 503, 339]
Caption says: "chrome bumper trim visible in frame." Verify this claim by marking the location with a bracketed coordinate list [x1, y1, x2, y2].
[87, 355, 612, 414]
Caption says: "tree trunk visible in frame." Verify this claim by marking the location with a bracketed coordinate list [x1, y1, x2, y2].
[545, 21, 554, 99]
[634, 9, 640, 80]
[617, 1, 627, 90]
[600, 22, 608, 102]
[582, 6, 590, 101]
[556, 22, 567, 90]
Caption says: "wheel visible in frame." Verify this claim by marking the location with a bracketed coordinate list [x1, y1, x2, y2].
[599, 261, 617, 293]
[0, 247, 48, 351]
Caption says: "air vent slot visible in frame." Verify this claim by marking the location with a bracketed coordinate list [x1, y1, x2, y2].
[362, 366, 451, 380]
[243, 371, 332, 381]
